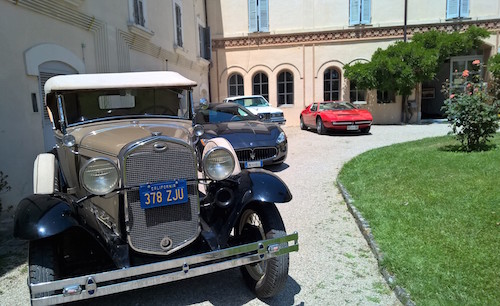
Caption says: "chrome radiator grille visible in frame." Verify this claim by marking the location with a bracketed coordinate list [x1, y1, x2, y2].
[236, 147, 277, 162]
[122, 138, 199, 255]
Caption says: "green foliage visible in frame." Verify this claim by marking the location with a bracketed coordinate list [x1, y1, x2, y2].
[442, 60, 499, 151]
[487, 53, 500, 100]
[412, 26, 489, 62]
[0, 171, 12, 213]
[344, 26, 490, 98]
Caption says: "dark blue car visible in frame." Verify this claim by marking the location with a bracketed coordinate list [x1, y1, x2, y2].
[195, 103, 287, 168]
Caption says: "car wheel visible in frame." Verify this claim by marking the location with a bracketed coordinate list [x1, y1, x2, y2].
[299, 116, 307, 130]
[29, 238, 59, 298]
[316, 117, 326, 135]
[237, 203, 289, 298]
[361, 127, 371, 134]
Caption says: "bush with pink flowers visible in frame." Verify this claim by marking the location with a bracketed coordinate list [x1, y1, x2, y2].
[442, 59, 499, 151]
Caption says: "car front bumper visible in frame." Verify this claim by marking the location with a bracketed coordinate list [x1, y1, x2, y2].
[29, 232, 298, 306]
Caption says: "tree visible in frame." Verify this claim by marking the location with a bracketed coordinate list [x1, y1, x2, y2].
[344, 26, 490, 122]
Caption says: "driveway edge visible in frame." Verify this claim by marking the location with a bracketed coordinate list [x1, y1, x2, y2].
[337, 180, 416, 306]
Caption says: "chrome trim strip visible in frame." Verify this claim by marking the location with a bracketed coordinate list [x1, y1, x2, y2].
[30, 232, 299, 306]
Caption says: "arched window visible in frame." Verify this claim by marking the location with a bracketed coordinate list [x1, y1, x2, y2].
[277, 70, 293, 105]
[228, 73, 244, 96]
[349, 80, 366, 102]
[252, 72, 269, 100]
[324, 68, 341, 101]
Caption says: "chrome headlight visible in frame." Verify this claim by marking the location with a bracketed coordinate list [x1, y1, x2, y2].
[276, 131, 286, 144]
[80, 158, 119, 195]
[203, 147, 235, 181]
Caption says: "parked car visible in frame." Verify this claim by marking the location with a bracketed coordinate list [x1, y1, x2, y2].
[300, 101, 373, 134]
[13, 71, 298, 305]
[195, 102, 287, 169]
[223, 95, 286, 125]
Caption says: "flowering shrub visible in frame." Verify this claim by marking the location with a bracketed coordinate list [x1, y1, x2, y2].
[442, 60, 499, 151]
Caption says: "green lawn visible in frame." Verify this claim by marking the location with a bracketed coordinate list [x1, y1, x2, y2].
[338, 133, 500, 305]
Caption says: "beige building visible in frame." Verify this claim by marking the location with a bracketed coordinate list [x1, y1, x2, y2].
[0, 0, 210, 207]
[207, 0, 500, 125]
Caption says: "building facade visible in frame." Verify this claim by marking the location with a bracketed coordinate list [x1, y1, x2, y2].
[207, 0, 500, 125]
[0, 0, 209, 208]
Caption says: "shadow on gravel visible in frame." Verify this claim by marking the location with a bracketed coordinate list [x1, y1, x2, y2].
[265, 162, 290, 173]
[71, 269, 301, 305]
[0, 214, 28, 278]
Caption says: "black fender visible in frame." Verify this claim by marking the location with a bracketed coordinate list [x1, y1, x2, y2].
[204, 169, 292, 248]
[14, 194, 79, 240]
[239, 168, 292, 205]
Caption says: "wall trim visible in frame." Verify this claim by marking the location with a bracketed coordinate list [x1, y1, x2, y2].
[24, 43, 85, 76]
[212, 18, 500, 49]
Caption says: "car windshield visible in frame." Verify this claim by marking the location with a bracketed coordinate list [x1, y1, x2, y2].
[319, 101, 356, 111]
[54, 88, 191, 126]
[195, 105, 258, 124]
[232, 97, 269, 107]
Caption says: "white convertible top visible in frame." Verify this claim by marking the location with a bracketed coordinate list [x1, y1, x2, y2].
[44, 71, 197, 94]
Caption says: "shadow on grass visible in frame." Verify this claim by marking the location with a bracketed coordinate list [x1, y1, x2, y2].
[0, 213, 28, 278]
[439, 143, 498, 153]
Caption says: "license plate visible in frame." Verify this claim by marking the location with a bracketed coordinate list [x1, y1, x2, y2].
[245, 160, 263, 168]
[139, 180, 188, 209]
[347, 125, 359, 130]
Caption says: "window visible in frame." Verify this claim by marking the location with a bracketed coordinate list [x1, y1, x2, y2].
[252, 72, 269, 101]
[324, 68, 341, 101]
[132, 0, 146, 27]
[228, 74, 244, 97]
[450, 56, 481, 90]
[446, 0, 469, 19]
[349, 80, 366, 102]
[174, 2, 183, 47]
[248, 0, 269, 33]
[377, 90, 395, 103]
[277, 71, 293, 105]
[349, 0, 371, 26]
[199, 25, 211, 60]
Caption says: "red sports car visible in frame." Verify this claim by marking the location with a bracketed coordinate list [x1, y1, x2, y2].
[300, 101, 373, 134]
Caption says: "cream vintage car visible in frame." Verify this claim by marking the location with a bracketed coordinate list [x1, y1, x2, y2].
[13, 71, 298, 305]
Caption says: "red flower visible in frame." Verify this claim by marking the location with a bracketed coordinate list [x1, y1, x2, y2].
[450, 94, 455, 99]
[462, 70, 470, 78]
[472, 59, 480, 65]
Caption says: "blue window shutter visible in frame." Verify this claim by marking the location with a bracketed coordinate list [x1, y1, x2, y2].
[259, 0, 269, 32]
[248, 0, 258, 32]
[360, 0, 371, 24]
[349, 0, 361, 26]
[460, 0, 469, 17]
[446, 0, 459, 19]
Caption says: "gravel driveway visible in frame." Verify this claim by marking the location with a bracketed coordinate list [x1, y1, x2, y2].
[0, 123, 451, 306]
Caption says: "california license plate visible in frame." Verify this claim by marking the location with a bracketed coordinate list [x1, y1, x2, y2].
[347, 125, 359, 130]
[245, 160, 263, 168]
[139, 180, 188, 209]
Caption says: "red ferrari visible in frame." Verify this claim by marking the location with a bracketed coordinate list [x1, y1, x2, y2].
[300, 101, 373, 134]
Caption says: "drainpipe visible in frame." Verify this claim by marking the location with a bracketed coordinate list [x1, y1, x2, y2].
[204, 0, 212, 102]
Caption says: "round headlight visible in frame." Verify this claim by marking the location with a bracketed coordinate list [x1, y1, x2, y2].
[203, 147, 235, 181]
[80, 158, 119, 195]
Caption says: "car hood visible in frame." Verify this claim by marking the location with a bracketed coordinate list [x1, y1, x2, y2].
[322, 109, 372, 120]
[245, 105, 282, 115]
[202, 121, 281, 149]
[69, 119, 193, 156]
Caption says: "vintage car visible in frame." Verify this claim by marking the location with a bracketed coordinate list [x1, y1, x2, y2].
[13, 71, 298, 305]
[223, 95, 286, 125]
[194, 102, 287, 169]
[300, 101, 373, 134]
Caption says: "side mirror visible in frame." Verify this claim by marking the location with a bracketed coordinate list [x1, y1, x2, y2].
[258, 114, 264, 120]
